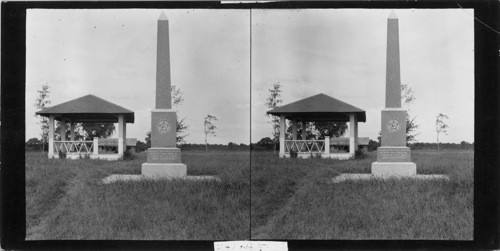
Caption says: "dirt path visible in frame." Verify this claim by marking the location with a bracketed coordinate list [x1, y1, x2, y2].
[251, 168, 316, 239]
[25, 170, 84, 240]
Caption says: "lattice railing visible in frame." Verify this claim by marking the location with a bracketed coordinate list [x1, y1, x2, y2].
[285, 140, 325, 153]
[54, 141, 94, 154]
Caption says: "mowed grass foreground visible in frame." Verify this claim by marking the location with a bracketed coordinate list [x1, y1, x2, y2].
[251, 150, 473, 240]
[26, 151, 249, 240]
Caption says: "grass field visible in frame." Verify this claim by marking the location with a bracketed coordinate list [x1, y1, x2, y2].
[26, 151, 250, 240]
[251, 150, 473, 240]
[27, 149, 473, 240]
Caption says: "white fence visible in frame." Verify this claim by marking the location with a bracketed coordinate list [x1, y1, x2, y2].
[53, 140, 96, 155]
[284, 140, 326, 154]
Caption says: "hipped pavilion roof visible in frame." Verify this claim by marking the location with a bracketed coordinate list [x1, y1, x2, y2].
[267, 93, 366, 122]
[36, 94, 135, 123]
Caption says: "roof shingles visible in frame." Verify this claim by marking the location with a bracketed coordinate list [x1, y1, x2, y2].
[36, 94, 135, 123]
[267, 93, 366, 122]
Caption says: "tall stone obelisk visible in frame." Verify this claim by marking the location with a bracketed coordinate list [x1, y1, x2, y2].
[142, 12, 187, 178]
[371, 11, 416, 177]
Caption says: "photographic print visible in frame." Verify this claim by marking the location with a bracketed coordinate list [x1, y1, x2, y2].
[3, 0, 500, 249]
[14, 4, 484, 245]
[25, 9, 250, 240]
[250, 9, 474, 240]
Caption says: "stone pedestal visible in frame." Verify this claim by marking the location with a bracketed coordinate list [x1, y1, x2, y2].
[372, 162, 416, 177]
[372, 146, 416, 177]
[373, 108, 417, 177]
[142, 146, 187, 177]
[142, 110, 187, 178]
[142, 163, 187, 178]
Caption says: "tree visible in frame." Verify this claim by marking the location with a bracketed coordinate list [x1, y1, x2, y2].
[26, 138, 42, 150]
[265, 82, 283, 153]
[203, 114, 217, 152]
[80, 123, 115, 140]
[52, 121, 80, 141]
[172, 85, 184, 107]
[135, 140, 149, 152]
[145, 131, 152, 148]
[172, 85, 189, 144]
[286, 121, 347, 141]
[228, 142, 237, 150]
[176, 118, 188, 144]
[368, 139, 380, 151]
[401, 84, 416, 105]
[460, 140, 472, 150]
[256, 137, 274, 150]
[257, 137, 274, 147]
[401, 84, 419, 143]
[313, 121, 348, 139]
[435, 113, 449, 151]
[34, 84, 51, 152]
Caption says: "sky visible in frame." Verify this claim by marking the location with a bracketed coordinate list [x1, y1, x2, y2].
[26, 9, 250, 145]
[26, 8, 474, 145]
[251, 9, 474, 144]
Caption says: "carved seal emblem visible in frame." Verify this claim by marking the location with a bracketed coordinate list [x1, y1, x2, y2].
[387, 119, 400, 132]
[157, 120, 171, 134]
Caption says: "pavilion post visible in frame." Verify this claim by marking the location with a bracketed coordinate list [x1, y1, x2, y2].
[301, 120, 307, 140]
[48, 115, 55, 158]
[69, 121, 75, 141]
[291, 119, 297, 140]
[123, 117, 127, 153]
[279, 115, 285, 158]
[325, 136, 330, 154]
[118, 114, 126, 155]
[60, 120, 67, 141]
[123, 118, 127, 152]
[349, 113, 356, 155]
[70, 121, 75, 152]
[93, 137, 99, 155]
[354, 116, 358, 151]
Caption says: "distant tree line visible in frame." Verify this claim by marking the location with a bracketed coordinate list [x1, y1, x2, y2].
[410, 141, 473, 150]
[251, 137, 275, 151]
[133, 141, 249, 152]
[367, 140, 473, 151]
[180, 142, 249, 152]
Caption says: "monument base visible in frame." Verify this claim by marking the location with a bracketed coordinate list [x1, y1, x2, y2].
[142, 163, 187, 178]
[371, 162, 417, 177]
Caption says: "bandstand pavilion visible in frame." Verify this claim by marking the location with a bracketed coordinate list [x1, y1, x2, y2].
[267, 93, 366, 159]
[36, 94, 134, 160]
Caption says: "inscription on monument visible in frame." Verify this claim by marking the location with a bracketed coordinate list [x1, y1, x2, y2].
[157, 120, 171, 134]
[377, 147, 410, 162]
[147, 148, 181, 163]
